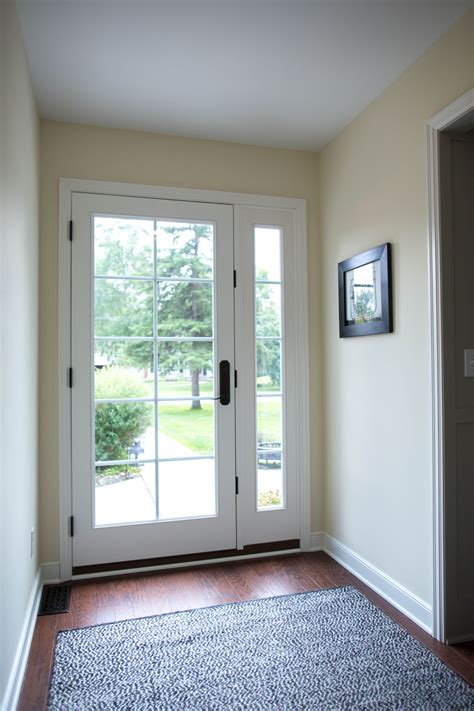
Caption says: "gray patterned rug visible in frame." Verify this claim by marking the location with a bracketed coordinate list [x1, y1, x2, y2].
[48, 585, 473, 710]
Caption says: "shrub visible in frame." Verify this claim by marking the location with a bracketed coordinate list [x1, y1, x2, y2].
[258, 489, 282, 508]
[95, 368, 153, 462]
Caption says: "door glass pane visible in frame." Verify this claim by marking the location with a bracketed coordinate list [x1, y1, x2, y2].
[256, 284, 281, 337]
[257, 397, 283, 510]
[94, 341, 154, 399]
[95, 402, 155, 463]
[95, 462, 156, 526]
[157, 341, 214, 399]
[158, 401, 215, 458]
[254, 227, 284, 511]
[158, 459, 216, 520]
[95, 279, 153, 338]
[257, 397, 282, 453]
[157, 282, 213, 338]
[93, 215, 218, 526]
[256, 340, 281, 392]
[95, 216, 154, 277]
[255, 227, 281, 281]
[156, 222, 213, 279]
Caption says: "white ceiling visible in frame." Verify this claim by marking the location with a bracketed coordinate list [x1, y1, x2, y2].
[16, 0, 472, 151]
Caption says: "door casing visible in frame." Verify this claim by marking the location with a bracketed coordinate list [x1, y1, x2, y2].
[58, 178, 310, 581]
[426, 88, 474, 642]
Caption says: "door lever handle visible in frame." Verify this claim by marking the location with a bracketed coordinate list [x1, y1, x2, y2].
[219, 360, 231, 405]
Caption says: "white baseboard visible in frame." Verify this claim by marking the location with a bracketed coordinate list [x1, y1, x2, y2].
[310, 531, 324, 551]
[1, 563, 63, 711]
[1, 568, 42, 711]
[317, 532, 432, 634]
[42, 561, 61, 583]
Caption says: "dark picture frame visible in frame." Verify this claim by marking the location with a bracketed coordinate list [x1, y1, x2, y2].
[338, 242, 392, 338]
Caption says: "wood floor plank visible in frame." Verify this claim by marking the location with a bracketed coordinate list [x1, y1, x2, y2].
[183, 566, 234, 607]
[289, 552, 336, 588]
[163, 568, 225, 611]
[110, 577, 139, 621]
[269, 554, 329, 592]
[17, 615, 57, 711]
[93, 578, 116, 608]
[68, 582, 100, 628]
[72, 581, 99, 610]
[18, 552, 474, 710]
[200, 564, 242, 604]
[140, 571, 175, 616]
[149, 571, 193, 613]
[55, 609, 74, 631]
[95, 605, 117, 625]
[131, 575, 156, 618]
[222, 559, 282, 600]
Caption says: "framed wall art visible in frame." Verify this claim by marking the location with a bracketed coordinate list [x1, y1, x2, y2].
[338, 242, 393, 338]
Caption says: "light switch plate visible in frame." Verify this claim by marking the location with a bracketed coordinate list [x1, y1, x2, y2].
[464, 349, 474, 377]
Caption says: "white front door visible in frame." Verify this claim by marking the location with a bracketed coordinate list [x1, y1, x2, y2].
[67, 189, 306, 572]
[71, 193, 236, 568]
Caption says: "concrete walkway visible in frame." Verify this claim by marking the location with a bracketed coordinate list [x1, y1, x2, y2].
[95, 430, 216, 525]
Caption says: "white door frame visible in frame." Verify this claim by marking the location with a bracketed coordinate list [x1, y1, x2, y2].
[427, 88, 474, 642]
[58, 178, 310, 581]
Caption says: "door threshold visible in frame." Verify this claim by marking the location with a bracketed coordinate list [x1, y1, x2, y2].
[72, 540, 300, 579]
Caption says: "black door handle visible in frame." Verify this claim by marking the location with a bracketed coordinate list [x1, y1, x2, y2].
[219, 360, 230, 405]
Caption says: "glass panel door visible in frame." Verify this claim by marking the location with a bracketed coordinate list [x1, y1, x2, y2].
[71, 194, 235, 568]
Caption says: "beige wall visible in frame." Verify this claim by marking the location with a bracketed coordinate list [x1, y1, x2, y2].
[319, 9, 473, 604]
[39, 122, 321, 562]
[0, 1, 39, 704]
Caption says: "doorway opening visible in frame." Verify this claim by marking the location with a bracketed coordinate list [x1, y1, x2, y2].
[427, 90, 474, 643]
[58, 181, 310, 579]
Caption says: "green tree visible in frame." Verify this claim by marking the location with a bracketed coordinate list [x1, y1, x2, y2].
[94, 218, 153, 373]
[156, 224, 213, 409]
[94, 219, 213, 409]
[256, 273, 281, 389]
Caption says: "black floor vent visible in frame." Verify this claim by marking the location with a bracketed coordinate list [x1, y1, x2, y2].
[38, 584, 71, 615]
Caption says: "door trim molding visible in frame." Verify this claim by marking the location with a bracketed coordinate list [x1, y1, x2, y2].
[58, 179, 310, 580]
[426, 88, 474, 642]
[58, 179, 73, 581]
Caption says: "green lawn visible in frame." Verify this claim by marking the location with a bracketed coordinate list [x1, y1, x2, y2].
[256, 399, 282, 443]
[144, 379, 214, 398]
[144, 376, 280, 398]
[158, 398, 281, 454]
[159, 403, 214, 455]
[123, 373, 281, 452]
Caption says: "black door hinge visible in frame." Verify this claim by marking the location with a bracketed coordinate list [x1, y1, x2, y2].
[69, 220, 73, 241]
[234, 370, 238, 388]
[69, 516, 74, 537]
[68, 367, 73, 388]
[235, 476, 239, 495]
[233, 270, 237, 288]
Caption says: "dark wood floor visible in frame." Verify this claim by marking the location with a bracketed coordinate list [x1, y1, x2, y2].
[19, 552, 473, 709]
